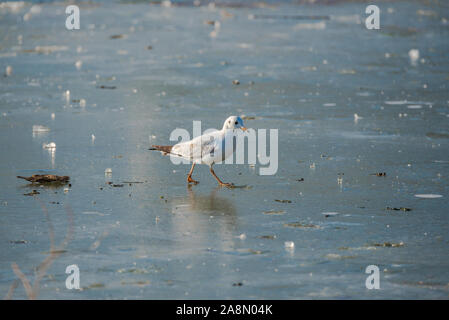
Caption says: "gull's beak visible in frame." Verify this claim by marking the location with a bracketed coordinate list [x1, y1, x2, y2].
[241, 127, 247, 131]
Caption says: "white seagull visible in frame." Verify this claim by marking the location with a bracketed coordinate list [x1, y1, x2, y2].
[150, 116, 247, 187]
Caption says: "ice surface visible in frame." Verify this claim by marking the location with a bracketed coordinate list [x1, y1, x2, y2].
[0, 0, 448, 300]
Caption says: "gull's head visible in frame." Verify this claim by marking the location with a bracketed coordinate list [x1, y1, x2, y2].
[223, 116, 247, 131]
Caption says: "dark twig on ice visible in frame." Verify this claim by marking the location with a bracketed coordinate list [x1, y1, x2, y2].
[17, 175, 70, 184]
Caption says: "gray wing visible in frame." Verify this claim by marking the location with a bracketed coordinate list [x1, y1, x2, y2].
[171, 131, 222, 162]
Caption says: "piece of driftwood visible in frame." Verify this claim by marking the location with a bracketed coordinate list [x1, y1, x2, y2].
[17, 175, 70, 183]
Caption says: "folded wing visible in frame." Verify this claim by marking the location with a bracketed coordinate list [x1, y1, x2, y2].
[172, 131, 223, 164]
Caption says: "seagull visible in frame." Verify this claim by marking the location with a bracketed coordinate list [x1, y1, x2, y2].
[150, 116, 247, 187]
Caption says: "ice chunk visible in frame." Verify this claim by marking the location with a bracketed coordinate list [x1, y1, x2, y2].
[284, 241, 295, 248]
[408, 49, 419, 65]
[322, 212, 339, 216]
[414, 194, 442, 199]
[34, 45, 68, 54]
[0, 2, 26, 12]
[385, 100, 407, 105]
[33, 125, 50, 133]
[43, 142, 56, 149]
[5, 66, 12, 76]
[161, 0, 171, 8]
[29, 5, 42, 15]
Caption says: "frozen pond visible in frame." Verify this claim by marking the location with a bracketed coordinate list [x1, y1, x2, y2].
[0, 0, 448, 299]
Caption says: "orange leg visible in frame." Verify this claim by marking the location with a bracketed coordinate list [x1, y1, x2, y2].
[209, 165, 232, 187]
[187, 163, 199, 184]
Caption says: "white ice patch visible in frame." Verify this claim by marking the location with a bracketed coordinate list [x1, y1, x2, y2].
[5, 66, 12, 76]
[414, 194, 443, 199]
[83, 211, 109, 216]
[332, 15, 361, 24]
[385, 100, 408, 105]
[33, 125, 50, 133]
[284, 241, 295, 248]
[408, 49, 420, 64]
[237, 234, 246, 240]
[322, 212, 339, 216]
[43, 142, 56, 149]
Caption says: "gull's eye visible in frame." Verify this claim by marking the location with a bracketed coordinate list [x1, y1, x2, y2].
[235, 121, 238, 125]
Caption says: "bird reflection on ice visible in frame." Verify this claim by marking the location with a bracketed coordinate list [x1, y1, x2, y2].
[168, 186, 237, 255]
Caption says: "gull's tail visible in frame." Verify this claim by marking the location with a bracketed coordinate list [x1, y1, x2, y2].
[149, 145, 173, 155]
